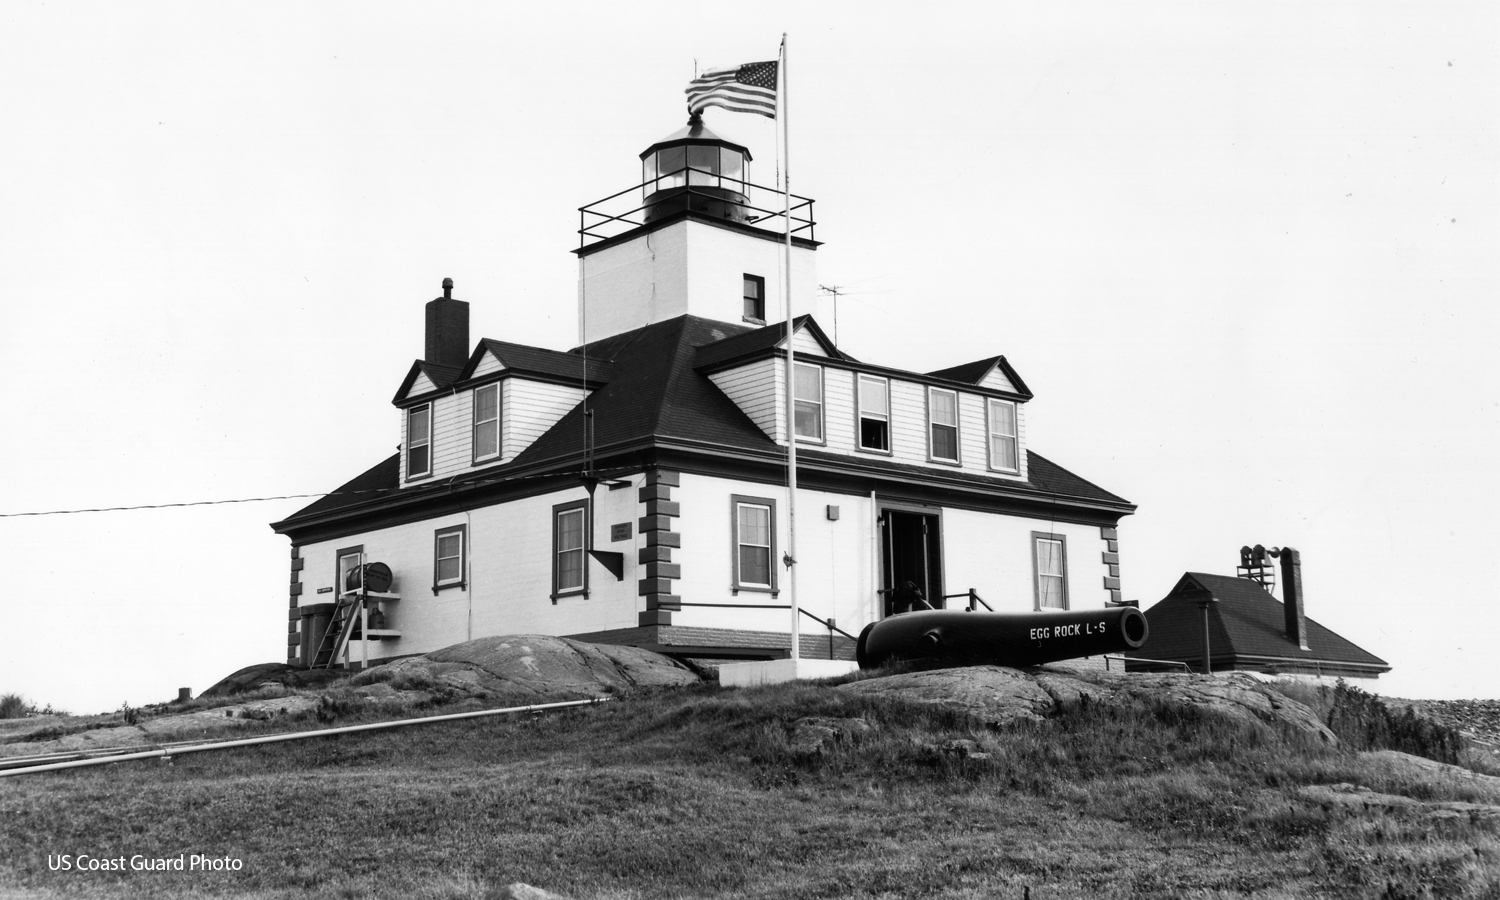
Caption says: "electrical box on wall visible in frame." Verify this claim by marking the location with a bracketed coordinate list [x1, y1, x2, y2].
[826, 505, 840, 521]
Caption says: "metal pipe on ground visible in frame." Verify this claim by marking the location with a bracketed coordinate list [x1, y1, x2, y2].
[0, 698, 607, 779]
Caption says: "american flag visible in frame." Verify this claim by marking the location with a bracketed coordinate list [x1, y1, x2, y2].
[685, 61, 778, 119]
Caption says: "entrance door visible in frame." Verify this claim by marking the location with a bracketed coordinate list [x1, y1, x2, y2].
[880, 509, 944, 617]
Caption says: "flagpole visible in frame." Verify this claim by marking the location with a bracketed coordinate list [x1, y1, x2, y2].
[780, 33, 799, 663]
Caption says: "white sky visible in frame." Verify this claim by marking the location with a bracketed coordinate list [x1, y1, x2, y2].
[1, 3, 1495, 712]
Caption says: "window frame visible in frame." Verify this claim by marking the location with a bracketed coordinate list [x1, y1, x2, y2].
[406, 403, 432, 480]
[986, 398, 1019, 474]
[730, 495, 779, 595]
[792, 362, 825, 444]
[743, 273, 766, 324]
[472, 383, 501, 465]
[433, 524, 467, 594]
[1032, 532, 1069, 611]
[856, 374, 892, 455]
[551, 499, 589, 600]
[335, 545, 364, 598]
[926, 387, 961, 465]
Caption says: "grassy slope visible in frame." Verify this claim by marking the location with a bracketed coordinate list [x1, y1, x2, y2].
[2, 681, 1498, 900]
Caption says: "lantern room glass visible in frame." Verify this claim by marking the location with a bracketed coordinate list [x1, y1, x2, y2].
[644, 145, 747, 195]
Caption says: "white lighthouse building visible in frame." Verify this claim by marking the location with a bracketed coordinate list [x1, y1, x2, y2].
[271, 114, 1135, 670]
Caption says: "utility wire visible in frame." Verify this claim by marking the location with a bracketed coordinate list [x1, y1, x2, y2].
[0, 465, 639, 519]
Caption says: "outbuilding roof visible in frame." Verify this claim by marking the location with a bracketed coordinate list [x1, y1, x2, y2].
[1126, 573, 1390, 677]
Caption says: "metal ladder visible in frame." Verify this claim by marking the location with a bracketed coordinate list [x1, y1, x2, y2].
[310, 592, 361, 669]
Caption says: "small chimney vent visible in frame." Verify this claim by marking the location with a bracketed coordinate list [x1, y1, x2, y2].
[424, 277, 469, 368]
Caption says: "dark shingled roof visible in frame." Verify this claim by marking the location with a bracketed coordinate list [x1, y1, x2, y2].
[277, 313, 1133, 531]
[692, 315, 849, 371]
[473, 339, 611, 384]
[1126, 573, 1390, 676]
[926, 355, 1033, 398]
[286, 453, 400, 520]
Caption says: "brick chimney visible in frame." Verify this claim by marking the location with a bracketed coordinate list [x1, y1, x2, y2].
[425, 277, 469, 368]
[1278, 546, 1309, 650]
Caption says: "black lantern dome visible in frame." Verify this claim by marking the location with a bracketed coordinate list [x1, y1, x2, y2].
[639, 113, 753, 225]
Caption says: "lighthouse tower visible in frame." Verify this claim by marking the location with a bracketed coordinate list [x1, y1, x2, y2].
[575, 114, 819, 345]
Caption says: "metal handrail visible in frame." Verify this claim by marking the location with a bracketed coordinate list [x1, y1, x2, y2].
[578, 169, 816, 246]
[798, 608, 858, 661]
[942, 589, 992, 612]
[1104, 654, 1192, 673]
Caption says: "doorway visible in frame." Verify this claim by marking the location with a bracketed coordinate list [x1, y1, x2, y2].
[880, 508, 944, 617]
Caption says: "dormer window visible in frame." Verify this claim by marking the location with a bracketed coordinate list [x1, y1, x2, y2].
[473, 384, 500, 463]
[987, 398, 1018, 473]
[928, 388, 959, 463]
[743, 274, 765, 323]
[407, 404, 432, 479]
[793, 363, 824, 442]
[858, 375, 890, 453]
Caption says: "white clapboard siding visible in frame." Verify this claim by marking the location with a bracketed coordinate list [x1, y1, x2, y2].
[959, 393, 988, 471]
[820, 366, 856, 453]
[785, 326, 828, 357]
[888, 380, 931, 464]
[402, 372, 437, 400]
[709, 359, 783, 442]
[472, 350, 506, 377]
[979, 365, 1017, 393]
[429, 390, 476, 478]
[506, 379, 586, 458]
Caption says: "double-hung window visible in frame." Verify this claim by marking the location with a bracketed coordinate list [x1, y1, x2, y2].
[433, 524, 466, 592]
[552, 500, 588, 598]
[928, 388, 959, 463]
[473, 384, 500, 463]
[743, 274, 765, 323]
[731, 496, 776, 592]
[987, 398, 1018, 473]
[1033, 533, 1068, 609]
[857, 375, 890, 453]
[407, 405, 432, 479]
[793, 363, 824, 442]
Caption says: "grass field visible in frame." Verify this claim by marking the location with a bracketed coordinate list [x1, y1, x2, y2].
[2, 678, 1498, 899]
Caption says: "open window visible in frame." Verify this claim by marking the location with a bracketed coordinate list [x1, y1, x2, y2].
[857, 374, 890, 453]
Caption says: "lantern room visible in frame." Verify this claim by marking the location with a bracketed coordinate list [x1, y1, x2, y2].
[639, 114, 752, 224]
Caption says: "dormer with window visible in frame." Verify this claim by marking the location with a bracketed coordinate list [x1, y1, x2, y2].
[391, 281, 610, 484]
[697, 317, 1033, 481]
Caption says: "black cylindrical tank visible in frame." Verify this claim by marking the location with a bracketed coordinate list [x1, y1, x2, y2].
[856, 606, 1148, 670]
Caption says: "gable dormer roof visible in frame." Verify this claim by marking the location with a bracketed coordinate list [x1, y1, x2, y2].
[693, 314, 852, 372]
[392, 360, 464, 405]
[926, 355, 1033, 400]
[458, 339, 613, 388]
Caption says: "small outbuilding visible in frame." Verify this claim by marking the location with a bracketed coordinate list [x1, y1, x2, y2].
[1125, 548, 1389, 681]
